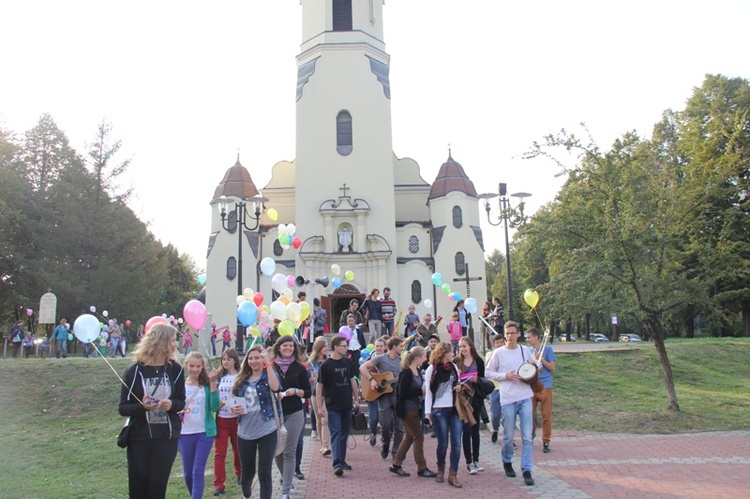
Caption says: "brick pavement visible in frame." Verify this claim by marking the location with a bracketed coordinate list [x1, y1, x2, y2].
[225, 427, 750, 498]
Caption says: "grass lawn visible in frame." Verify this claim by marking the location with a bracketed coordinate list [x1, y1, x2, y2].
[1, 338, 748, 498]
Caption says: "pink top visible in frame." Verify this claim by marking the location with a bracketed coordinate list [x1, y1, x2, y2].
[447, 321, 463, 341]
[183, 332, 193, 347]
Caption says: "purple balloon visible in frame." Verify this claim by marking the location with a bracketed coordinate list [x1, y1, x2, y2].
[338, 326, 352, 341]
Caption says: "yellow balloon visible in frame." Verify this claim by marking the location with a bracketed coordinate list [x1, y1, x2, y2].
[249, 325, 261, 337]
[286, 302, 302, 322]
[300, 301, 311, 321]
[243, 288, 254, 301]
[279, 320, 295, 336]
[524, 289, 540, 309]
[267, 208, 278, 221]
[345, 270, 354, 281]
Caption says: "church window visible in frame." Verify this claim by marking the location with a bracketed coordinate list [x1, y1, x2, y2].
[408, 235, 419, 254]
[273, 239, 283, 256]
[332, 0, 353, 31]
[337, 111, 353, 155]
[452, 205, 463, 228]
[455, 252, 466, 276]
[226, 210, 237, 233]
[226, 257, 237, 280]
[411, 280, 422, 304]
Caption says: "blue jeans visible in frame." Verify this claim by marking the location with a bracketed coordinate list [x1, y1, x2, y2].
[431, 407, 462, 472]
[110, 337, 120, 357]
[179, 432, 215, 499]
[55, 339, 67, 358]
[490, 390, 502, 432]
[382, 321, 394, 336]
[502, 397, 533, 471]
[327, 407, 351, 469]
[368, 400, 380, 437]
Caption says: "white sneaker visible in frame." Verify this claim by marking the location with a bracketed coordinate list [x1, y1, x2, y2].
[467, 462, 478, 475]
[474, 461, 484, 472]
[310, 430, 318, 439]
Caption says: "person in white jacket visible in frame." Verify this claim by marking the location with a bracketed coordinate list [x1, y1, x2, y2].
[485, 320, 538, 486]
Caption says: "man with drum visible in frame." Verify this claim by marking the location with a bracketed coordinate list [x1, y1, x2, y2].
[525, 328, 556, 453]
[486, 321, 538, 486]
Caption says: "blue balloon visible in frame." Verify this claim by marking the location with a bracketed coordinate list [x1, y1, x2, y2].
[237, 301, 259, 327]
[359, 356, 366, 366]
[332, 277, 342, 289]
[360, 348, 371, 358]
[431, 272, 443, 286]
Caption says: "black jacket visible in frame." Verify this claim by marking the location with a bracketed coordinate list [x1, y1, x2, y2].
[274, 360, 312, 416]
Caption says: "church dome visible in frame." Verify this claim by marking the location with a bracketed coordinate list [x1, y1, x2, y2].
[428, 153, 477, 200]
[212, 156, 261, 201]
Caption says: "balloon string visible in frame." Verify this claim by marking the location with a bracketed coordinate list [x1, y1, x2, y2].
[198, 335, 216, 371]
[93, 342, 144, 406]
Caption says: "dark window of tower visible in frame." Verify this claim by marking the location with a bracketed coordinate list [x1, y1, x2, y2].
[337, 111, 353, 155]
[408, 235, 419, 254]
[273, 239, 283, 256]
[227, 257, 237, 280]
[452, 205, 463, 228]
[411, 280, 422, 304]
[332, 0, 353, 31]
[455, 252, 466, 276]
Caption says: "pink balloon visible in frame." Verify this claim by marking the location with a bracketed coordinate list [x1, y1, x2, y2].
[145, 316, 169, 333]
[338, 326, 352, 342]
[253, 292, 264, 307]
[26, 308, 33, 317]
[287, 275, 296, 288]
[183, 299, 208, 331]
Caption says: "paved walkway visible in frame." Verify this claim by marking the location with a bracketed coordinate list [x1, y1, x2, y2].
[229, 426, 750, 498]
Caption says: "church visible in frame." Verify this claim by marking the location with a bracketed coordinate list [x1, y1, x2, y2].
[205, 0, 487, 341]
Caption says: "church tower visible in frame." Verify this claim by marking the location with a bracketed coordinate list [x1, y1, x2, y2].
[294, 0, 397, 289]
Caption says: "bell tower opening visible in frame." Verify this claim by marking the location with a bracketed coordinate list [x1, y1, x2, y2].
[332, 0, 352, 31]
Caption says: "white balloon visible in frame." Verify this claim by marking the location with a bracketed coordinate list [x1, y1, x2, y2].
[243, 288, 254, 300]
[236, 295, 247, 306]
[260, 257, 276, 277]
[286, 223, 296, 236]
[331, 264, 341, 275]
[102, 310, 109, 318]
[73, 314, 100, 343]
[282, 288, 294, 301]
[271, 273, 288, 293]
[424, 299, 432, 309]
[278, 224, 287, 235]
[270, 300, 287, 321]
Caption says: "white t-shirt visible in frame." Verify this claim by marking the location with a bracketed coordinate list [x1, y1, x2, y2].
[485, 345, 536, 406]
[182, 384, 207, 434]
[217, 374, 238, 419]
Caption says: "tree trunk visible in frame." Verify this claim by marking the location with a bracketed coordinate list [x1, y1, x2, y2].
[585, 313, 591, 341]
[685, 306, 695, 339]
[647, 317, 680, 411]
[743, 300, 750, 338]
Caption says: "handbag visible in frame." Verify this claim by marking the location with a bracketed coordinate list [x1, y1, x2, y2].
[270, 392, 288, 457]
[117, 363, 165, 448]
[116, 418, 132, 448]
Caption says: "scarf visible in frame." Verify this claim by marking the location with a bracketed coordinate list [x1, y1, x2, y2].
[274, 356, 295, 374]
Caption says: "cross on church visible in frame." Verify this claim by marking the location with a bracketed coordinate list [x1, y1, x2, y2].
[339, 183, 350, 197]
[453, 263, 482, 342]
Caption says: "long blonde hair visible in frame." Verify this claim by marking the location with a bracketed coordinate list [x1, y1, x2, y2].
[310, 337, 328, 362]
[133, 323, 178, 365]
[400, 346, 425, 370]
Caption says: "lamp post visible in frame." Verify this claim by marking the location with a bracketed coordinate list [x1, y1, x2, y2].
[478, 183, 531, 322]
[219, 194, 268, 354]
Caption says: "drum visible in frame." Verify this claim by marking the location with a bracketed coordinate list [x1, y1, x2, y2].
[517, 363, 538, 384]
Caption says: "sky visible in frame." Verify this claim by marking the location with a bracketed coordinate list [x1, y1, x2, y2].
[2, 1, 749, 269]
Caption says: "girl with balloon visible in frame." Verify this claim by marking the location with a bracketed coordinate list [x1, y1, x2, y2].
[232, 344, 280, 499]
[179, 352, 220, 499]
[271, 336, 312, 499]
[119, 322, 186, 498]
[211, 348, 243, 496]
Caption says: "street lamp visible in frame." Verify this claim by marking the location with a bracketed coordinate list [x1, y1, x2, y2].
[478, 183, 531, 322]
[219, 193, 268, 354]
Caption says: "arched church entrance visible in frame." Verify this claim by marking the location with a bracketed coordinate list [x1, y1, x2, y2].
[320, 284, 365, 334]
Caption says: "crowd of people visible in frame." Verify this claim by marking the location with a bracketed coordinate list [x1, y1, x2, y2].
[114, 290, 557, 498]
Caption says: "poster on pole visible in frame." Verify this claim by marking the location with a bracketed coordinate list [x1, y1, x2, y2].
[39, 292, 58, 324]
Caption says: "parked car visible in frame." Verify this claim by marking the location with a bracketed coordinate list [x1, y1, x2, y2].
[619, 334, 643, 342]
[590, 333, 609, 342]
[557, 335, 576, 342]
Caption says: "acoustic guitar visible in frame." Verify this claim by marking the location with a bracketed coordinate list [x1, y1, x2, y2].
[361, 371, 398, 402]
